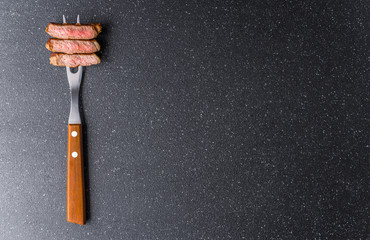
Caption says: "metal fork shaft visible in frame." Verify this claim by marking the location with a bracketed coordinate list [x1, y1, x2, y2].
[69, 87, 81, 124]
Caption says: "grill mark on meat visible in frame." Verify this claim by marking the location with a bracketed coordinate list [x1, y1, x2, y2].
[46, 23, 102, 40]
[46, 39, 100, 54]
[50, 53, 101, 67]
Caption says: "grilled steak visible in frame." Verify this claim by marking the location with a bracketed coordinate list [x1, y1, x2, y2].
[45, 39, 100, 54]
[50, 53, 101, 67]
[46, 23, 102, 40]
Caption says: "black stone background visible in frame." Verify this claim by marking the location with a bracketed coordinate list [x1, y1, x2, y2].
[0, 0, 369, 239]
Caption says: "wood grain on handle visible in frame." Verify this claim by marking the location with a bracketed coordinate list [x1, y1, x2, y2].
[67, 124, 86, 225]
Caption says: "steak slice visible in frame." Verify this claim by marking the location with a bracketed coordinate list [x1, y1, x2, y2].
[50, 53, 101, 67]
[46, 23, 102, 40]
[45, 39, 100, 54]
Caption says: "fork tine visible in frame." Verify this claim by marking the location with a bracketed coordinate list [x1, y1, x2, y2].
[63, 15, 71, 73]
[75, 15, 83, 74]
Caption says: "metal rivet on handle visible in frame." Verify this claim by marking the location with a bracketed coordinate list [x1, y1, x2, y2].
[72, 152, 78, 158]
[71, 131, 78, 137]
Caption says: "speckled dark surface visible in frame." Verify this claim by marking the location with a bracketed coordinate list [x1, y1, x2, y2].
[0, 0, 369, 239]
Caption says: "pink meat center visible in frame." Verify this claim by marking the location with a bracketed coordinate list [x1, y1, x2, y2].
[53, 40, 95, 53]
[50, 25, 95, 39]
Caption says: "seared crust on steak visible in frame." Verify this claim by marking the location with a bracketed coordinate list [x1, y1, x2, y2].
[45, 38, 101, 54]
[46, 23, 102, 39]
[50, 53, 101, 67]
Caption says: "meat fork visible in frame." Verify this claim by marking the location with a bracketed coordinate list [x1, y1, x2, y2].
[64, 15, 86, 225]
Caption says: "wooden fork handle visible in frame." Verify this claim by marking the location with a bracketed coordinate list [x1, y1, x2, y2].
[67, 124, 86, 225]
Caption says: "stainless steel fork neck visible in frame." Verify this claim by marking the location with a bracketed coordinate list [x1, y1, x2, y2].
[69, 86, 81, 124]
